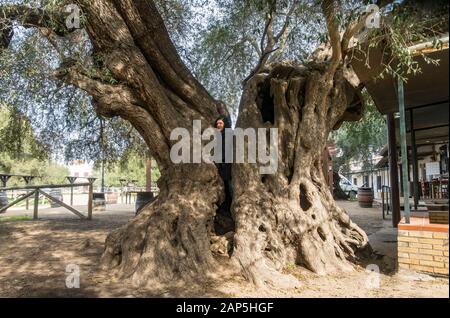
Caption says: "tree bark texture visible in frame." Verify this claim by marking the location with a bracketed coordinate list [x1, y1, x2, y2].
[1, 0, 371, 288]
[231, 63, 369, 287]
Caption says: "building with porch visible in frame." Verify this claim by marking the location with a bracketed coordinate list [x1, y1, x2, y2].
[351, 34, 449, 276]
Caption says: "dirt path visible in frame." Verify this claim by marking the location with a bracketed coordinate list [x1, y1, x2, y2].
[0, 202, 448, 297]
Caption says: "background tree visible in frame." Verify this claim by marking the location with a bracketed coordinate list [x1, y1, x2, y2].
[94, 154, 160, 188]
[0, 102, 49, 161]
[332, 92, 387, 175]
[0, 0, 447, 289]
[0, 103, 70, 185]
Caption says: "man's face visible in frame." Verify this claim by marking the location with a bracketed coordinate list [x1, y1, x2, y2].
[216, 119, 225, 131]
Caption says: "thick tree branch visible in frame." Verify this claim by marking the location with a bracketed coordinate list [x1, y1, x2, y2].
[76, 0, 184, 138]
[266, 13, 276, 50]
[243, 6, 278, 87]
[112, 0, 217, 121]
[274, 0, 298, 42]
[0, 4, 68, 48]
[53, 65, 141, 113]
[1, 0, 217, 164]
[243, 1, 298, 86]
[247, 36, 262, 58]
[54, 64, 170, 168]
[341, 12, 372, 55]
[321, 0, 342, 76]
[260, 12, 273, 54]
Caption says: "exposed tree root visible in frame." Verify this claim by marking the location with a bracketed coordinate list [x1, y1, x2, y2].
[101, 164, 226, 288]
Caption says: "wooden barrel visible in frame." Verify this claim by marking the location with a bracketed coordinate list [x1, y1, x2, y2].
[93, 192, 106, 211]
[0, 191, 8, 213]
[105, 192, 118, 204]
[358, 187, 373, 208]
[135, 192, 155, 215]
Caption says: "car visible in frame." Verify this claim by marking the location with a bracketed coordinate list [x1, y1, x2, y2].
[339, 175, 358, 199]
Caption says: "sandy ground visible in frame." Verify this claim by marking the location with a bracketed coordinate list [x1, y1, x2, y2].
[0, 201, 448, 298]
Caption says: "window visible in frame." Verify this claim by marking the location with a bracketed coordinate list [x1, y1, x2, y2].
[377, 176, 382, 190]
[363, 176, 369, 187]
[353, 178, 357, 186]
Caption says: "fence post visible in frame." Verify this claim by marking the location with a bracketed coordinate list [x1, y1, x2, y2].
[86, 177, 97, 220]
[23, 176, 35, 211]
[33, 189, 39, 220]
[66, 176, 77, 206]
[88, 182, 93, 220]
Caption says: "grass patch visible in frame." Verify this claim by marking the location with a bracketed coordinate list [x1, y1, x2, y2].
[0, 215, 34, 222]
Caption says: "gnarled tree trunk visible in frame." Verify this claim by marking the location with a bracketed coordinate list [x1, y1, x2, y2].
[231, 63, 369, 287]
[101, 164, 224, 287]
[71, 0, 228, 288]
[1, 0, 372, 289]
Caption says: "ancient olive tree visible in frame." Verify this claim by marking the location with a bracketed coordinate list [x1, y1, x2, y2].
[1, 0, 446, 288]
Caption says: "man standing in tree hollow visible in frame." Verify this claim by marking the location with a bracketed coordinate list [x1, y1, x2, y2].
[214, 101, 234, 233]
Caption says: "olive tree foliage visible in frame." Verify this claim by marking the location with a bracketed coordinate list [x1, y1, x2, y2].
[332, 92, 387, 174]
[0, 102, 70, 183]
[0, 0, 193, 163]
[1, 0, 447, 156]
[185, 0, 448, 118]
[186, 0, 328, 118]
[367, 0, 448, 81]
[329, 0, 448, 175]
[0, 102, 49, 160]
[0, 0, 448, 288]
